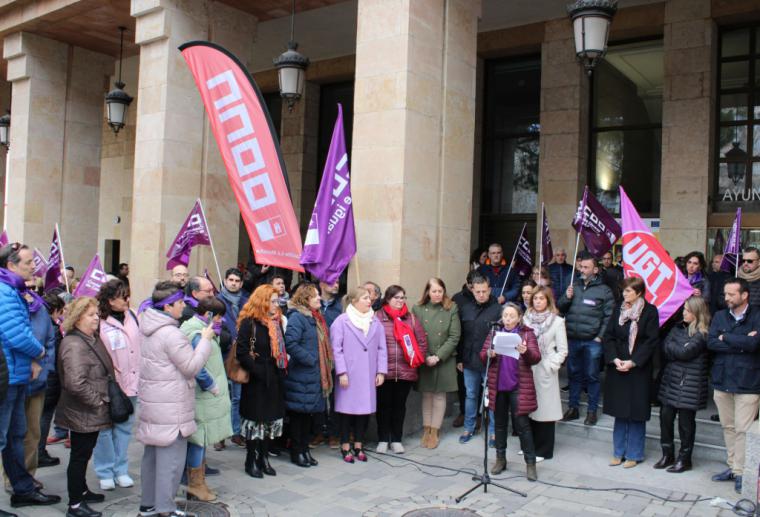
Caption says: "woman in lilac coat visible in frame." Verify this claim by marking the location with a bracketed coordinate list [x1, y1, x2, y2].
[330, 286, 387, 463]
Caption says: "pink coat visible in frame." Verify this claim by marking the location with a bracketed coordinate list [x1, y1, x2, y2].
[135, 308, 211, 447]
[376, 308, 428, 382]
[99, 312, 142, 397]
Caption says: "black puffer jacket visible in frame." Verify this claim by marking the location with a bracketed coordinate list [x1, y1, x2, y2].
[748, 278, 760, 309]
[456, 293, 502, 372]
[557, 275, 614, 341]
[658, 324, 708, 410]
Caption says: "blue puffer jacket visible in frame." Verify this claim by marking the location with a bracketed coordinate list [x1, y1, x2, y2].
[27, 308, 55, 395]
[283, 307, 327, 414]
[0, 282, 43, 385]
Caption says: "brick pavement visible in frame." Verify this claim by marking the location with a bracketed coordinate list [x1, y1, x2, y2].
[4, 418, 743, 516]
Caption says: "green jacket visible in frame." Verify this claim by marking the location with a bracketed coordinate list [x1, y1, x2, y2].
[180, 317, 233, 446]
[412, 302, 461, 393]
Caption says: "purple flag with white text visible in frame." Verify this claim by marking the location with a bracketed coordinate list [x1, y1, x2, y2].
[204, 268, 219, 295]
[720, 208, 742, 274]
[72, 255, 108, 298]
[33, 248, 48, 278]
[572, 186, 621, 257]
[166, 199, 211, 270]
[541, 205, 553, 266]
[0, 231, 8, 247]
[514, 224, 532, 276]
[44, 228, 64, 292]
[300, 104, 356, 284]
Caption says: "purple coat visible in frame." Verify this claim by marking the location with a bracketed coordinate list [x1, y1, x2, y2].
[330, 313, 388, 415]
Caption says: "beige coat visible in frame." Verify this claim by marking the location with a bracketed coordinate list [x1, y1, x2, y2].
[524, 312, 568, 422]
[135, 308, 211, 447]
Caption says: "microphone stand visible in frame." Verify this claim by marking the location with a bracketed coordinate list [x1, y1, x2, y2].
[456, 323, 527, 502]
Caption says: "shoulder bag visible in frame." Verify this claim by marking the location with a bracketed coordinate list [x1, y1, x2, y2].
[83, 338, 134, 424]
[225, 322, 256, 384]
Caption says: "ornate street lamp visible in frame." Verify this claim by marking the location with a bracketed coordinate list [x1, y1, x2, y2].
[0, 112, 10, 149]
[726, 141, 748, 185]
[273, 0, 309, 111]
[105, 27, 133, 135]
[567, 0, 618, 75]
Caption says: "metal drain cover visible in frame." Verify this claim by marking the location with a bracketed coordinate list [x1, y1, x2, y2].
[176, 501, 231, 517]
[402, 509, 481, 517]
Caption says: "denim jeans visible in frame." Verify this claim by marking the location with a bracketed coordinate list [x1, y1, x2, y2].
[0, 385, 35, 495]
[462, 367, 494, 435]
[229, 380, 241, 435]
[567, 339, 603, 412]
[613, 418, 646, 461]
[186, 442, 204, 469]
[93, 396, 137, 480]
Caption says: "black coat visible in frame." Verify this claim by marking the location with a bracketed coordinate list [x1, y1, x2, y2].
[237, 318, 285, 423]
[707, 305, 760, 394]
[748, 279, 760, 310]
[707, 271, 729, 314]
[456, 293, 502, 372]
[558, 275, 615, 341]
[658, 324, 709, 410]
[602, 302, 660, 422]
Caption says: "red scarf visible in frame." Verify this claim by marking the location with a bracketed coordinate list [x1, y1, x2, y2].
[382, 305, 424, 368]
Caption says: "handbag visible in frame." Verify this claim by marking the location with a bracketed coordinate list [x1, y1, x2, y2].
[83, 338, 134, 424]
[225, 323, 255, 384]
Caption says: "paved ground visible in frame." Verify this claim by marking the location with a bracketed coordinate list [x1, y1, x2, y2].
[2, 415, 745, 517]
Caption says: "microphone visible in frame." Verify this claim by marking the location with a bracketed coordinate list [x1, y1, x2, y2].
[487, 319, 502, 326]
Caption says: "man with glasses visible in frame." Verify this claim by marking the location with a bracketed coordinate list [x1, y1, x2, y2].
[0, 243, 61, 511]
[738, 247, 760, 308]
[179, 276, 215, 324]
[170, 265, 189, 289]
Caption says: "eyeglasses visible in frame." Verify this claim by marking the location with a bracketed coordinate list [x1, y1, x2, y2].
[742, 258, 757, 264]
[392, 295, 407, 300]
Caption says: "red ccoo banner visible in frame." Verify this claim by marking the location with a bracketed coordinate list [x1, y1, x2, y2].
[180, 41, 303, 272]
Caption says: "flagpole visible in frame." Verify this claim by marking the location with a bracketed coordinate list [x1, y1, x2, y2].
[569, 232, 581, 283]
[197, 199, 223, 286]
[499, 223, 526, 298]
[538, 203, 544, 286]
[56, 223, 70, 293]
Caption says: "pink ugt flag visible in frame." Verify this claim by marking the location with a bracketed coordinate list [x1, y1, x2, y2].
[72, 255, 108, 298]
[620, 187, 693, 326]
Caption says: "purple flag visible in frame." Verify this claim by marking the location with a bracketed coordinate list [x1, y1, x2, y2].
[720, 208, 742, 274]
[33, 248, 48, 278]
[0, 231, 8, 247]
[204, 268, 219, 295]
[572, 186, 621, 257]
[44, 227, 64, 292]
[166, 199, 211, 270]
[620, 187, 692, 326]
[300, 104, 356, 284]
[514, 224, 532, 276]
[540, 205, 553, 266]
[72, 255, 108, 298]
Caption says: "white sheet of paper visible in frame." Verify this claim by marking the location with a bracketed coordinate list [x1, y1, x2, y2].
[492, 332, 521, 360]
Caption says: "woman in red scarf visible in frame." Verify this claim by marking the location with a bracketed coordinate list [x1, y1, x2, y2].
[375, 285, 428, 454]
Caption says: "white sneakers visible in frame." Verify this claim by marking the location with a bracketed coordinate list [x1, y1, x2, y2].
[116, 475, 134, 488]
[100, 475, 134, 490]
[99, 479, 115, 491]
[376, 442, 388, 454]
[390, 442, 405, 454]
[376, 441, 404, 454]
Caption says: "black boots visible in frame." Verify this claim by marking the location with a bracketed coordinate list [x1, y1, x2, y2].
[290, 450, 310, 468]
[667, 449, 692, 473]
[653, 445, 675, 469]
[491, 450, 507, 475]
[258, 439, 276, 476]
[245, 440, 262, 478]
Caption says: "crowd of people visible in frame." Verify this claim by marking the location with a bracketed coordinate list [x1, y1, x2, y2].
[0, 238, 754, 517]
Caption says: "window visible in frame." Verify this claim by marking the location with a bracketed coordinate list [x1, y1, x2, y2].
[715, 26, 760, 211]
[481, 58, 541, 217]
[590, 39, 663, 216]
[318, 82, 354, 185]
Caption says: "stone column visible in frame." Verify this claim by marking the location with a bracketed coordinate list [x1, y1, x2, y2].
[0, 80, 10, 231]
[536, 19, 589, 256]
[129, 0, 257, 301]
[659, 0, 713, 255]
[280, 81, 320, 235]
[3, 32, 68, 249]
[351, 0, 480, 291]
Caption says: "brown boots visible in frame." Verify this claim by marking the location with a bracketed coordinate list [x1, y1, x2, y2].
[186, 465, 216, 502]
[421, 427, 441, 449]
[491, 451, 507, 474]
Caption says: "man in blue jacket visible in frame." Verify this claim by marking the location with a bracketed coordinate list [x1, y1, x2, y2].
[708, 277, 760, 494]
[0, 243, 60, 511]
[477, 243, 519, 304]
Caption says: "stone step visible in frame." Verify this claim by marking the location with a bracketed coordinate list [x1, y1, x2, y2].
[558, 396, 727, 462]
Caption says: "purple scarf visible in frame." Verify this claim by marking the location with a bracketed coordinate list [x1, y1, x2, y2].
[688, 271, 704, 287]
[194, 314, 222, 336]
[184, 295, 199, 308]
[0, 268, 45, 313]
